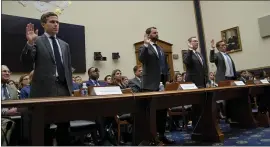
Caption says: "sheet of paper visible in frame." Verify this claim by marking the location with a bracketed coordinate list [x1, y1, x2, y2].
[91, 86, 123, 96]
[260, 79, 269, 84]
[180, 84, 198, 90]
[234, 81, 245, 86]
[34, 1, 50, 13]
[18, 1, 28, 7]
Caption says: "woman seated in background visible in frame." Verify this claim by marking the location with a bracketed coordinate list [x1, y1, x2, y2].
[104, 75, 112, 85]
[110, 69, 129, 89]
[207, 72, 218, 87]
[18, 74, 30, 90]
[173, 72, 183, 83]
[20, 70, 34, 99]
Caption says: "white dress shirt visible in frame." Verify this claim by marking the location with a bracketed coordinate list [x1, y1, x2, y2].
[44, 32, 63, 77]
[220, 52, 234, 77]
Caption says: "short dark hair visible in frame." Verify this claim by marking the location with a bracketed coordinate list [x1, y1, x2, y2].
[188, 36, 196, 42]
[40, 12, 58, 24]
[145, 27, 157, 35]
[216, 40, 225, 48]
[133, 65, 142, 73]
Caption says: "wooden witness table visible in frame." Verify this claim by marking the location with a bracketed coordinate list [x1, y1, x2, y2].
[2, 83, 270, 145]
[2, 94, 137, 145]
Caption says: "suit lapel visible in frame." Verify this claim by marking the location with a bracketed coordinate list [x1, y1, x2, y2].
[7, 85, 16, 100]
[193, 51, 203, 66]
[57, 38, 66, 65]
[133, 78, 141, 88]
[149, 45, 159, 59]
[42, 35, 56, 63]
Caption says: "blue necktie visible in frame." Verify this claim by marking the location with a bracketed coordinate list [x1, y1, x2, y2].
[50, 36, 65, 82]
[2, 84, 9, 99]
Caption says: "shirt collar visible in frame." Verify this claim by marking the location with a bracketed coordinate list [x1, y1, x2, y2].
[44, 32, 56, 38]
[220, 51, 226, 55]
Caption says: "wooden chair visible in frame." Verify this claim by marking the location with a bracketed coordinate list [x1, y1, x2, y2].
[114, 88, 133, 144]
[165, 82, 190, 130]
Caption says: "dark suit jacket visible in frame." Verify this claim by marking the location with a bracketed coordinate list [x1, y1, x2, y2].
[21, 34, 73, 97]
[128, 77, 141, 93]
[209, 50, 236, 83]
[138, 44, 169, 91]
[183, 50, 208, 88]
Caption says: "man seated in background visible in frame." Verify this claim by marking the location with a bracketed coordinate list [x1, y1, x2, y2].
[128, 65, 142, 93]
[1, 65, 18, 146]
[239, 71, 248, 83]
[85, 67, 107, 87]
[1, 65, 19, 114]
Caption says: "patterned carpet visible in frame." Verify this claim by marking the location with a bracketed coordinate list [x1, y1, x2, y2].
[165, 120, 270, 146]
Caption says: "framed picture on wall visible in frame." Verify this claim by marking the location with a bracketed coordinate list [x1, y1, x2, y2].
[221, 26, 242, 53]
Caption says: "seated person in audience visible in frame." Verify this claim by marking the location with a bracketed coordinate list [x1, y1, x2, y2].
[207, 72, 218, 87]
[75, 76, 83, 85]
[1, 65, 19, 116]
[128, 65, 142, 93]
[8, 80, 17, 89]
[122, 76, 129, 88]
[239, 71, 248, 83]
[182, 72, 186, 82]
[20, 70, 34, 99]
[110, 69, 129, 89]
[18, 74, 30, 90]
[104, 75, 112, 85]
[85, 67, 107, 86]
[173, 72, 183, 83]
[259, 70, 267, 80]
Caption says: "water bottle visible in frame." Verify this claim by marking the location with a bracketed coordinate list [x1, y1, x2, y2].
[81, 83, 88, 96]
[159, 82, 165, 91]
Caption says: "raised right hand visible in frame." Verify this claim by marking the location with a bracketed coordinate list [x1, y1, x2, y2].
[211, 39, 215, 49]
[144, 34, 151, 44]
[26, 23, 38, 45]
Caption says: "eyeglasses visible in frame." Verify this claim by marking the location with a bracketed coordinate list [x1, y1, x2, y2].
[2, 70, 11, 74]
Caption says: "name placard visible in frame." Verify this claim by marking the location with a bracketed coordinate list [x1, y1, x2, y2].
[234, 81, 246, 86]
[260, 79, 269, 84]
[180, 84, 198, 90]
[91, 86, 122, 95]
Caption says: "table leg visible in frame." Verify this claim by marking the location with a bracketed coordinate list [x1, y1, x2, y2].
[192, 92, 224, 142]
[31, 106, 45, 145]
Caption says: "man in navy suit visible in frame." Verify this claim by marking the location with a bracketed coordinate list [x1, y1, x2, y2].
[85, 67, 107, 87]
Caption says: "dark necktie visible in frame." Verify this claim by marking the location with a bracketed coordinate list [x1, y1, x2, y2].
[195, 52, 203, 65]
[2, 84, 9, 99]
[154, 44, 165, 74]
[50, 36, 65, 82]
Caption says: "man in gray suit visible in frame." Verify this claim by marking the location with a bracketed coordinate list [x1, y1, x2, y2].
[128, 65, 142, 93]
[209, 40, 237, 122]
[139, 27, 174, 145]
[209, 40, 236, 82]
[20, 12, 72, 145]
[1, 65, 19, 115]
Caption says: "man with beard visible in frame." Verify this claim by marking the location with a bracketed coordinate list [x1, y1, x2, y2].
[128, 65, 143, 93]
[86, 67, 107, 87]
[139, 27, 173, 145]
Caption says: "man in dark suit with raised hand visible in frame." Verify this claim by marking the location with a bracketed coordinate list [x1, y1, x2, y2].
[183, 36, 208, 128]
[21, 12, 73, 145]
[183, 36, 208, 88]
[209, 39, 236, 83]
[209, 39, 237, 122]
[139, 27, 174, 145]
